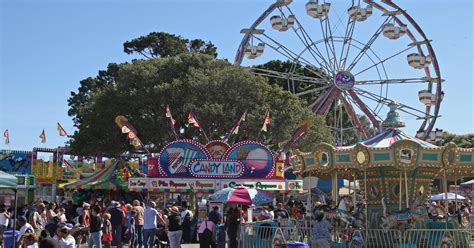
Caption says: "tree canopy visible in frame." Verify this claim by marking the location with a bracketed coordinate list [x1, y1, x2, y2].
[442, 132, 474, 148]
[123, 32, 217, 59]
[68, 50, 331, 155]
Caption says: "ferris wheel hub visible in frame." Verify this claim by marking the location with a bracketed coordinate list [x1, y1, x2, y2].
[334, 71, 355, 90]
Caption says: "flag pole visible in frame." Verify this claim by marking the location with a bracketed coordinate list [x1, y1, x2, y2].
[170, 123, 179, 141]
[256, 110, 269, 142]
[189, 112, 210, 143]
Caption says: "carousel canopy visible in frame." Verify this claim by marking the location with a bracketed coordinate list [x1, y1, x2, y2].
[341, 128, 437, 149]
[63, 160, 142, 191]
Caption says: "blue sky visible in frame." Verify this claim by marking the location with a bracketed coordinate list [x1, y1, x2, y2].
[1, 0, 473, 151]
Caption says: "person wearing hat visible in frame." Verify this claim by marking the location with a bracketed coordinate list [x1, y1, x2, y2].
[132, 200, 145, 248]
[57, 225, 76, 248]
[274, 203, 289, 220]
[17, 216, 34, 245]
[167, 206, 182, 248]
[108, 201, 125, 248]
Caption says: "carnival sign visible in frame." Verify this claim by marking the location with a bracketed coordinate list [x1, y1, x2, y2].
[150, 139, 275, 179]
[129, 178, 303, 192]
[189, 160, 245, 178]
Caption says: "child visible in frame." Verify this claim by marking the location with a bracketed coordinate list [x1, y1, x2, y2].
[102, 213, 112, 248]
[217, 224, 226, 248]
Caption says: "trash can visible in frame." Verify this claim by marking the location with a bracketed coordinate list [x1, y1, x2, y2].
[3, 230, 20, 248]
[286, 242, 309, 248]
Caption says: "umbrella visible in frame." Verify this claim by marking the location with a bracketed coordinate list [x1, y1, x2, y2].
[208, 186, 274, 206]
[461, 179, 474, 185]
[431, 193, 466, 201]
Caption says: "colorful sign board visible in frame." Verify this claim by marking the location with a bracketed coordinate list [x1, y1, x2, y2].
[149, 139, 275, 179]
[128, 178, 303, 192]
[129, 178, 218, 191]
[0, 150, 32, 174]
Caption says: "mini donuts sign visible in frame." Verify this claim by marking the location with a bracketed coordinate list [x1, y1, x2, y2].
[149, 139, 275, 179]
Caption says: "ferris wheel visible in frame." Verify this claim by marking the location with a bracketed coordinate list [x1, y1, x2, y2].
[235, 0, 443, 145]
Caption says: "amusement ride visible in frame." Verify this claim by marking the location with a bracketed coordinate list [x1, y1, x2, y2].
[235, 0, 444, 146]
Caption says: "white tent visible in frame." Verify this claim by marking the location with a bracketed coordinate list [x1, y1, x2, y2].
[431, 192, 466, 201]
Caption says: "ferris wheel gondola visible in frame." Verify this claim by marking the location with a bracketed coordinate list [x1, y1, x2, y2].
[235, 0, 443, 145]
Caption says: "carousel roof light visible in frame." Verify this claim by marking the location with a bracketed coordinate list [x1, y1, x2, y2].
[270, 15, 295, 32]
[348, 5, 373, 22]
[407, 53, 432, 69]
[383, 23, 407, 40]
[244, 43, 265, 59]
[306, 1, 330, 19]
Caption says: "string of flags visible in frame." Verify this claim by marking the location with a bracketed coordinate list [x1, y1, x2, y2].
[1, 108, 274, 146]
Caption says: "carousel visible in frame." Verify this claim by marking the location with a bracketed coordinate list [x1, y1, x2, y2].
[292, 102, 474, 230]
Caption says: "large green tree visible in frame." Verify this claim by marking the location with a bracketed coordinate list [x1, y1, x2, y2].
[442, 132, 474, 148]
[68, 47, 331, 155]
[123, 32, 217, 58]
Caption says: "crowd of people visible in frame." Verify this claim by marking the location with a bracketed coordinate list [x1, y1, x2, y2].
[0, 199, 203, 248]
[0, 196, 303, 248]
[0, 195, 472, 248]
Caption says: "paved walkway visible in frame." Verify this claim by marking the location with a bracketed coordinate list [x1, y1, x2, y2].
[181, 244, 200, 248]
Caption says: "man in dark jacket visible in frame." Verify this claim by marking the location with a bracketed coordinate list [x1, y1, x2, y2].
[109, 201, 125, 248]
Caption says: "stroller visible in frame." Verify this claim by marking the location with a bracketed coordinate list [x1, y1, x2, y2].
[155, 226, 169, 248]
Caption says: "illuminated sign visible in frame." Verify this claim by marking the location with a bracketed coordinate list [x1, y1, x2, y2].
[189, 160, 245, 178]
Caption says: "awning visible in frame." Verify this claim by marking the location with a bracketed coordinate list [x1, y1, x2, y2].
[0, 171, 18, 189]
[63, 160, 143, 190]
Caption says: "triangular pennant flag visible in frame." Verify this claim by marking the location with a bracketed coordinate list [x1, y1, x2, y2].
[3, 129, 9, 145]
[188, 112, 201, 128]
[39, 129, 46, 143]
[232, 111, 247, 135]
[56, 122, 68, 137]
[165, 105, 176, 126]
[261, 111, 270, 132]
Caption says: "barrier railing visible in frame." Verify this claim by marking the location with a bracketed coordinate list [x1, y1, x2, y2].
[239, 222, 474, 248]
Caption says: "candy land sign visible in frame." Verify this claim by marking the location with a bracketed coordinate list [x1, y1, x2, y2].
[149, 139, 276, 179]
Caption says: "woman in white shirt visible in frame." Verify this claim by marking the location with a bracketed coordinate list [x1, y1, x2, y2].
[0, 205, 10, 237]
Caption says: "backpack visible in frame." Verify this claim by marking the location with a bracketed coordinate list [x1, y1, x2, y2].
[201, 221, 214, 241]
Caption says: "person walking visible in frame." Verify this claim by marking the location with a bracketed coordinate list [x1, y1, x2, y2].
[0, 204, 10, 240]
[226, 208, 240, 248]
[143, 201, 159, 248]
[109, 201, 125, 248]
[208, 206, 221, 225]
[102, 213, 112, 248]
[88, 206, 103, 248]
[132, 200, 144, 248]
[180, 205, 193, 243]
[311, 211, 332, 248]
[31, 203, 47, 236]
[197, 216, 215, 248]
[167, 206, 182, 248]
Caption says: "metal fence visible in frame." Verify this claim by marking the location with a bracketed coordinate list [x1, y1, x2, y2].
[239, 222, 474, 248]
